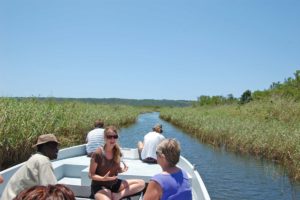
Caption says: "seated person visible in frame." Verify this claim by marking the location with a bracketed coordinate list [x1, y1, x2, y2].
[86, 119, 105, 157]
[13, 184, 75, 200]
[1, 134, 59, 200]
[143, 139, 192, 200]
[89, 126, 145, 200]
[137, 124, 165, 163]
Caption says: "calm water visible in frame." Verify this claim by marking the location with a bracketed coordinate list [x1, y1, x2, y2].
[119, 112, 300, 200]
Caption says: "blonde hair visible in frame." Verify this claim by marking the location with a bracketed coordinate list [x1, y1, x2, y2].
[104, 126, 121, 164]
[156, 138, 180, 167]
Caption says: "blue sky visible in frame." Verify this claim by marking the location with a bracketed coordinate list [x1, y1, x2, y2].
[0, 0, 299, 100]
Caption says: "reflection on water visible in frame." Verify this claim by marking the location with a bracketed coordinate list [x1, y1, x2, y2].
[119, 112, 300, 200]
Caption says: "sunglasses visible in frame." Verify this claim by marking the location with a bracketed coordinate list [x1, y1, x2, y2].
[106, 135, 119, 139]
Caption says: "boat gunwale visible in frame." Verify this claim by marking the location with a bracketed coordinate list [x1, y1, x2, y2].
[0, 144, 210, 200]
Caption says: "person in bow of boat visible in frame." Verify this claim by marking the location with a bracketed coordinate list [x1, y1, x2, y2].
[13, 184, 75, 200]
[86, 119, 105, 157]
[1, 133, 59, 200]
[89, 125, 145, 200]
[137, 123, 165, 164]
[143, 138, 192, 200]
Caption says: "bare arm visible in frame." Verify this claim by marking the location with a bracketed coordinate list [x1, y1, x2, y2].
[143, 180, 162, 200]
[118, 161, 128, 173]
[0, 175, 4, 184]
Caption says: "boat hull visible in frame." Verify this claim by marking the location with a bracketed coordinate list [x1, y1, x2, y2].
[0, 144, 210, 200]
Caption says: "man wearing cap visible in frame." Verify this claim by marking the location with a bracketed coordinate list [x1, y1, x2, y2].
[1, 134, 59, 200]
[137, 124, 165, 163]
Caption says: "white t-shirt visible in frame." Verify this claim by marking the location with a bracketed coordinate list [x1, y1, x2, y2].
[0, 153, 57, 200]
[141, 131, 165, 160]
[86, 128, 105, 154]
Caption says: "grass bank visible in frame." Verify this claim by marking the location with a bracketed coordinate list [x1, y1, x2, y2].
[160, 98, 300, 181]
[0, 98, 146, 170]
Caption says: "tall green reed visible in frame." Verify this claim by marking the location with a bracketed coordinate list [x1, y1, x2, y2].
[0, 98, 144, 170]
[160, 98, 300, 181]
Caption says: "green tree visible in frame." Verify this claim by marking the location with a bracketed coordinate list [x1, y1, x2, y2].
[240, 90, 252, 104]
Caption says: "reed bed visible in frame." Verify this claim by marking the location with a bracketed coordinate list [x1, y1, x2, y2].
[0, 98, 145, 170]
[160, 98, 300, 181]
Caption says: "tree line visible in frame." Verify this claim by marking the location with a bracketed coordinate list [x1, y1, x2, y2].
[195, 70, 300, 106]
[13, 97, 193, 107]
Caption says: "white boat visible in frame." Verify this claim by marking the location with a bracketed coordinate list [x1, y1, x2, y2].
[0, 144, 210, 200]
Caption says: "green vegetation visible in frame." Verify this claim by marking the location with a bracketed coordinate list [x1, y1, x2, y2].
[161, 70, 300, 181]
[195, 70, 300, 106]
[20, 97, 193, 107]
[160, 100, 300, 180]
[1, 70, 299, 181]
[195, 94, 238, 106]
[252, 70, 300, 101]
[0, 98, 147, 170]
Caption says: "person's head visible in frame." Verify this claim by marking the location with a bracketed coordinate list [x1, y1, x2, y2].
[13, 184, 75, 200]
[94, 119, 104, 128]
[156, 138, 180, 167]
[104, 126, 121, 163]
[152, 123, 163, 133]
[33, 134, 59, 160]
[104, 126, 119, 144]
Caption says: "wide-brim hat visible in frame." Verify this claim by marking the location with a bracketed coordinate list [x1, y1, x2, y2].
[32, 134, 60, 147]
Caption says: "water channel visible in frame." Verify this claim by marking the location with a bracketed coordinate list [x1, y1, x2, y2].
[119, 112, 300, 200]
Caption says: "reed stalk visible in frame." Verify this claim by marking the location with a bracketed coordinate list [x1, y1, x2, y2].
[160, 98, 300, 181]
[0, 98, 145, 169]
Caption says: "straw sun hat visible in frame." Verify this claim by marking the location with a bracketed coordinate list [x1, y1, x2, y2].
[32, 134, 60, 147]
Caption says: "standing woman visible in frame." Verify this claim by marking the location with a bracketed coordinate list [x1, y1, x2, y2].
[89, 126, 145, 200]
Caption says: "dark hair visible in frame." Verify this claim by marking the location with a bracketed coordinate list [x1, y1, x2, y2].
[13, 184, 75, 200]
[152, 127, 163, 133]
[94, 119, 104, 128]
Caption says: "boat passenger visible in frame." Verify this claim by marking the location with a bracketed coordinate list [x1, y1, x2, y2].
[89, 126, 145, 200]
[1, 134, 59, 200]
[86, 119, 105, 157]
[13, 184, 75, 200]
[0, 174, 3, 184]
[137, 124, 165, 163]
[143, 139, 192, 200]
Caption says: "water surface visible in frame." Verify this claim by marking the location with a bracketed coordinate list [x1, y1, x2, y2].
[119, 112, 300, 200]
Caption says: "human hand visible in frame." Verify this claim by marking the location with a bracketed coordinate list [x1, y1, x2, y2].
[121, 161, 128, 172]
[104, 171, 117, 181]
[122, 165, 128, 172]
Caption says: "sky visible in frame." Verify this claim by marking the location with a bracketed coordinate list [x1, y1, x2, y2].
[0, 0, 299, 101]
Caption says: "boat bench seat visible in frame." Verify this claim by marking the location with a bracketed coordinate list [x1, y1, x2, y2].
[1, 144, 208, 200]
[53, 148, 192, 198]
[54, 154, 192, 185]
